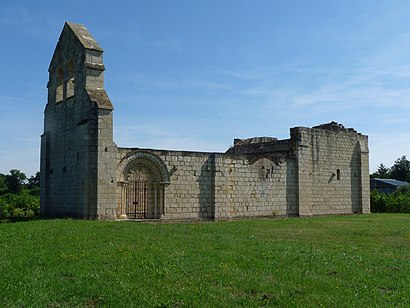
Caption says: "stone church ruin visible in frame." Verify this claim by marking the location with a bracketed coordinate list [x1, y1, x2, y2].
[40, 22, 370, 220]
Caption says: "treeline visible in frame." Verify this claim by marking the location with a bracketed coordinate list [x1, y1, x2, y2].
[371, 155, 410, 182]
[371, 155, 410, 213]
[0, 170, 40, 220]
[371, 187, 410, 213]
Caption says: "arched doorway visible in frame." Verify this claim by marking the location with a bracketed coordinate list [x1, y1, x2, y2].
[117, 151, 170, 219]
[123, 167, 160, 219]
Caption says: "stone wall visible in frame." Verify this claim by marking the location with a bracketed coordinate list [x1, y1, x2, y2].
[96, 108, 117, 219]
[213, 154, 297, 219]
[116, 122, 369, 221]
[116, 148, 298, 220]
[117, 149, 215, 220]
[292, 123, 370, 216]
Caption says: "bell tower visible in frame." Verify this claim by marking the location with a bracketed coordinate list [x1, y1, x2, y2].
[40, 22, 117, 219]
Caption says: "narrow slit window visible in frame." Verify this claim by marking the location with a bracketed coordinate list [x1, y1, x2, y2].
[337, 169, 341, 180]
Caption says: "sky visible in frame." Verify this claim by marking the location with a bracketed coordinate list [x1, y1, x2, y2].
[1, 0, 410, 177]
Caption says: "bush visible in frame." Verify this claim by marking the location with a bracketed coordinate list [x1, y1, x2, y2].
[0, 192, 40, 220]
[371, 188, 410, 213]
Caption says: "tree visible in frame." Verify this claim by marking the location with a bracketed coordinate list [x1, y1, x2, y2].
[5, 169, 27, 194]
[27, 172, 40, 189]
[0, 173, 7, 195]
[372, 163, 390, 179]
[26, 172, 40, 196]
[390, 156, 410, 182]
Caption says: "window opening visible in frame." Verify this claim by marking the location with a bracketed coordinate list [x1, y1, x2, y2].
[56, 68, 64, 102]
[66, 61, 75, 98]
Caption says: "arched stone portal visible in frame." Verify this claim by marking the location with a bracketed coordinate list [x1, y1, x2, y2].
[117, 151, 170, 219]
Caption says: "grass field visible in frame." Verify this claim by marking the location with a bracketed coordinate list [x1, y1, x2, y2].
[0, 214, 409, 307]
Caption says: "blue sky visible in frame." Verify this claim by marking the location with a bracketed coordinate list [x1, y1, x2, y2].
[1, 0, 410, 176]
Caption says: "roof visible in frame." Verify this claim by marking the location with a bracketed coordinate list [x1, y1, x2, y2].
[372, 178, 410, 187]
[66, 22, 103, 52]
[49, 22, 104, 71]
[86, 89, 113, 110]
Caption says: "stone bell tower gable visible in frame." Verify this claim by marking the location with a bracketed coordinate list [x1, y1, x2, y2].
[40, 22, 116, 219]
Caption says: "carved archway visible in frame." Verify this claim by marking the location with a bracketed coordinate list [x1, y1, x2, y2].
[117, 151, 170, 219]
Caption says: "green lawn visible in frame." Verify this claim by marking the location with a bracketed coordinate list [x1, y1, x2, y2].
[0, 214, 409, 307]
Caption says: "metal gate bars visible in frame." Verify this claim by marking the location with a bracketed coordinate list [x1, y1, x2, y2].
[126, 180, 148, 219]
[119, 179, 165, 219]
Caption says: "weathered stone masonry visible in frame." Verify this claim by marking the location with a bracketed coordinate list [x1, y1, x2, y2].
[40, 22, 370, 220]
[40, 22, 116, 219]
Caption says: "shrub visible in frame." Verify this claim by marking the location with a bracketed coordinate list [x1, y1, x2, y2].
[0, 192, 40, 220]
[370, 188, 410, 213]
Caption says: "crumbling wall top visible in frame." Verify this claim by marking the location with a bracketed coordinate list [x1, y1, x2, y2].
[312, 121, 359, 134]
[226, 138, 290, 155]
[233, 137, 278, 146]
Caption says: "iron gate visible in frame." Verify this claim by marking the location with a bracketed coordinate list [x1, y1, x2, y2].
[126, 180, 148, 219]
[120, 176, 164, 219]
